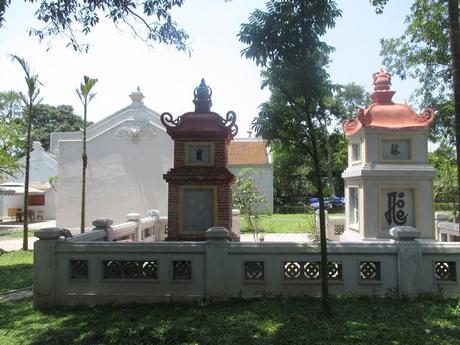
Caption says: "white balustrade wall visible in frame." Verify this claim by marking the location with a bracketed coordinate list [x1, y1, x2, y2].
[33, 225, 460, 309]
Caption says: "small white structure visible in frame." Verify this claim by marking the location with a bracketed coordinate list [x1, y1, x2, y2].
[340, 70, 437, 241]
[55, 89, 173, 230]
[228, 138, 274, 214]
[0, 141, 56, 220]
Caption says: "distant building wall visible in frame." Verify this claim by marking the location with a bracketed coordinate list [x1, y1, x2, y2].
[229, 164, 274, 214]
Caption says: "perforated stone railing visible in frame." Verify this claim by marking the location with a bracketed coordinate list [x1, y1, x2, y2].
[33, 226, 460, 309]
[435, 214, 460, 242]
[66, 210, 166, 243]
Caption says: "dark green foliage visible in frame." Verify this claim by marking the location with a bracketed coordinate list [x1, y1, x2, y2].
[0, 297, 459, 344]
[429, 145, 458, 211]
[0, 91, 25, 176]
[31, 104, 85, 151]
[0, 1, 188, 52]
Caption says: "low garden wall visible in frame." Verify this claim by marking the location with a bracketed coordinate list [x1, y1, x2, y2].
[33, 224, 460, 309]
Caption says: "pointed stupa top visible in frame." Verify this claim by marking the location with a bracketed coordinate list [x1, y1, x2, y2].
[160, 78, 238, 141]
[342, 69, 435, 136]
[370, 69, 396, 104]
[129, 86, 144, 104]
[193, 78, 212, 113]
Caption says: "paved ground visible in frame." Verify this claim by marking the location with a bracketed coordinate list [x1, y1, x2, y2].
[0, 220, 55, 252]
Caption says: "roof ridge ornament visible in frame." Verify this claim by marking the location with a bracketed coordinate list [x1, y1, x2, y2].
[129, 86, 144, 105]
[370, 69, 395, 104]
[193, 78, 212, 112]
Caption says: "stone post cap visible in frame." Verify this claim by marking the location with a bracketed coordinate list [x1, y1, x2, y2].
[92, 218, 113, 230]
[35, 227, 73, 240]
[232, 209, 240, 216]
[206, 227, 229, 240]
[389, 226, 420, 241]
[126, 213, 141, 221]
[147, 209, 160, 217]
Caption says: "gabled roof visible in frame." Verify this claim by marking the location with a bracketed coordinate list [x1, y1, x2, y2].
[52, 89, 165, 147]
[228, 139, 270, 165]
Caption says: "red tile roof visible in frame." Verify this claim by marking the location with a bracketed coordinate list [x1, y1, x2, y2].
[228, 140, 269, 165]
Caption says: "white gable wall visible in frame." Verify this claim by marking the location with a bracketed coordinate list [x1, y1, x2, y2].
[56, 110, 173, 230]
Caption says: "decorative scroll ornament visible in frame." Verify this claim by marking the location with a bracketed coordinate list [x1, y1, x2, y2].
[417, 108, 436, 125]
[115, 121, 158, 143]
[357, 107, 372, 126]
[223, 110, 238, 137]
[342, 118, 359, 134]
[160, 112, 181, 129]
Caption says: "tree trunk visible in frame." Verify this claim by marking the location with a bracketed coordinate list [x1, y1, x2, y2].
[22, 104, 32, 250]
[448, 0, 460, 232]
[80, 102, 87, 234]
[306, 115, 329, 315]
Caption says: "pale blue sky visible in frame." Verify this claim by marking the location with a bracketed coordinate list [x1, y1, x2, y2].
[0, 0, 417, 136]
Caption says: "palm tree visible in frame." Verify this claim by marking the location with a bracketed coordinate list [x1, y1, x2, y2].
[76, 76, 98, 233]
[10, 55, 42, 250]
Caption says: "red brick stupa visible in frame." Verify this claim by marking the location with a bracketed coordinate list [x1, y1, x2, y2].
[161, 79, 238, 240]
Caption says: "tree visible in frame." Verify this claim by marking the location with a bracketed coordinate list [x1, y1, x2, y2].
[0, 91, 23, 121]
[429, 145, 458, 214]
[371, 0, 460, 226]
[31, 104, 86, 151]
[0, 120, 23, 177]
[0, 91, 24, 177]
[11, 55, 43, 251]
[233, 168, 267, 242]
[239, 0, 341, 314]
[0, 1, 188, 52]
[77, 76, 97, 234]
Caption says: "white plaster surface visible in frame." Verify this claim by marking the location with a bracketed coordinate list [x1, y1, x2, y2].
[56, 97, 173, 229]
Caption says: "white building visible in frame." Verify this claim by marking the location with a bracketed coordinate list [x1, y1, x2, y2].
[228, 138, 273, 214]
[54, 89, 173, 230]
[0, 141, 57, 220]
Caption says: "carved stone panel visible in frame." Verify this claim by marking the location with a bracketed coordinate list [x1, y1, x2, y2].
[182, 187, 215, 233]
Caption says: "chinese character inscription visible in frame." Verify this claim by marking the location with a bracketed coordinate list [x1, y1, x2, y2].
[384, 192, 408, 226]
[382, 139, 411, 161]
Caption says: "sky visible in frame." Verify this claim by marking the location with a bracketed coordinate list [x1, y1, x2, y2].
[0, 0, 417, 137]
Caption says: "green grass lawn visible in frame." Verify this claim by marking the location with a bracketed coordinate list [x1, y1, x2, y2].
[241, 213, 317, 233]
[0, 250, 33, 293]
[0, 297, 459, 345]
[0, 230, 36, 239]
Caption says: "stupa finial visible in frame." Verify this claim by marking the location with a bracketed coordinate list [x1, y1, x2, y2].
[373, 69, 391, 91]
[370, 69, 395, 104]
[193, 78, 213, 112]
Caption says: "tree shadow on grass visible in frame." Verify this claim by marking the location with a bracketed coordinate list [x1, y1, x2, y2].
[0, 297, 459, 345]
[0, 263, 33, 293]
